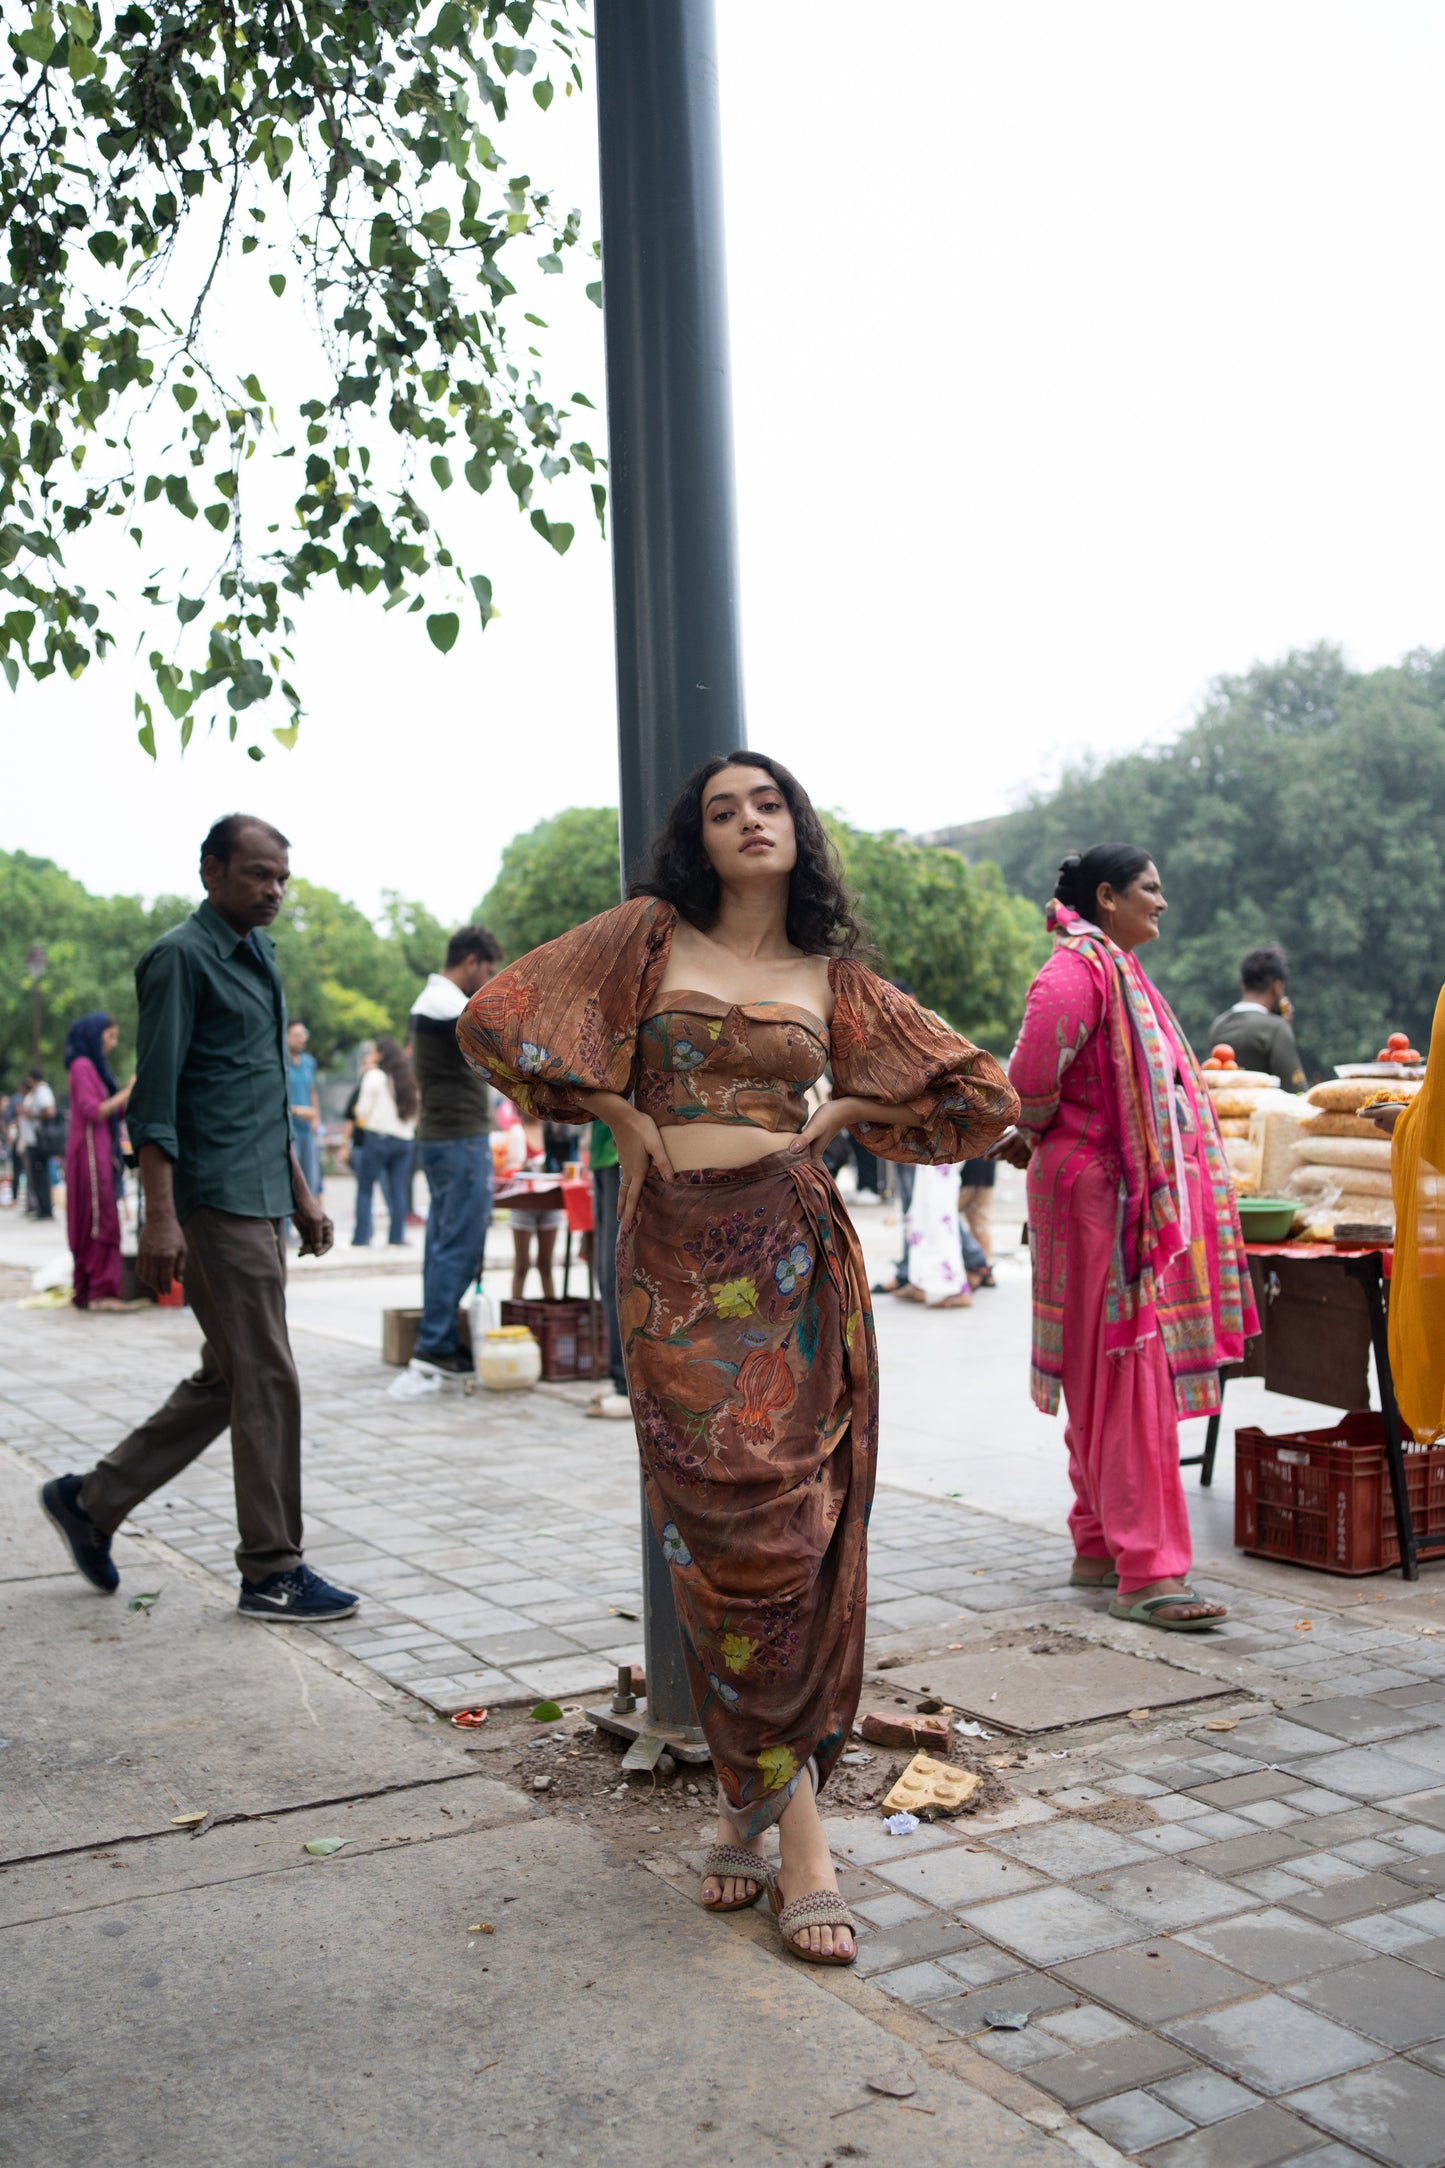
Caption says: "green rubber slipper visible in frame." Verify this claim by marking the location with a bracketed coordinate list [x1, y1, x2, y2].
[1108, 1589, 1227, 1632]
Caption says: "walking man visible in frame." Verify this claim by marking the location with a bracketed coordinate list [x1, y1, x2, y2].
[409, 926, 502, 1376]
[287, 1019, 323, 1200]
[40, 815, 360, 1623]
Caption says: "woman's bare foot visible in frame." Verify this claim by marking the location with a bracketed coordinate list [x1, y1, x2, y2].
[1119, 1576, 1228, 1624]
[929, 1290, 972, 1309]
[775, 1769, 853, 1960]
[1071, 1553, 1115, 1585]
[700, 1810, 769, 1908]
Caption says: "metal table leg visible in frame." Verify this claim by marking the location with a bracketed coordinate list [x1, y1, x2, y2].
[1344, 1253, 1418, 1581]
[1181, 1369, 1226, 1486]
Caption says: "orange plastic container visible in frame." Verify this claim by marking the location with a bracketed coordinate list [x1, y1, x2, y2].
[1235, 1412, 1445, 1574]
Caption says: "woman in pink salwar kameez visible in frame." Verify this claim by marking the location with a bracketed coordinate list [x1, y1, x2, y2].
[1004, 848, 1257, 1631]
[64, 1013, 134, 1310]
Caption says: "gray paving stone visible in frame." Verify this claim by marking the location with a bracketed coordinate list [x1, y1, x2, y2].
[1288, 1853, 1374, 1889]
[870, 1958, 962, 2006]
[937, 1943, 1029, 1987]
[1287, 2059, 1445, 2167]
[1057, 1939, 1255, 2023]
[1394, 1932, 1445, 1974]
[1141, 2105, 1344, 2168]
[1287, 1952, 1445, 2047]
[1028, 2030, 1197, 2107]
[1080, 2088, 1194, 2151]
[1207, 1717, 1353, 1761]
[1081, 1859, 1256, 1932]
[1282, 2148, 1377, 2168]
[1235, 1801, 1306, 1830]
[1149, 2069, 1263, 2125]
[991, 1818, 1155, 1878]
[1389, 1823, 1445, 1856]
[970, 2026, 1068, 2069]
[850, 1891, 929, 1928]
[821, 1815, 959, 1867]
[1235, 1870, 1312, 1903]
[868, 1844, 1045, 1908]
[1278, 1747, 1445, 1802]
[1035, 2002, 1137, 2047]
[1381, 1852, 1445, 1891]
[1291, 1698, 1435, 1745]
[1335, 1910, 1432, 1954]
[1283, 1872, 1418, 1925]
[1179, 1909, 1365, 1984]
[961, 1885, 1143, 1963]
[1184, 1810, 1262, 1842]
[1190, 1831, 1315, 1876]
[1296, 1807, 1401, 1845]
[1331, 1838, 1402, 1868]
[1165, 1993, 1381, 2095]
[923, 1966, 1078, 2029]
[850, 1912, 979, 1978]
[1410, 2039, 1445, 2074]
[1395, 1897, 1445, 1934]
[1141, 1824, 1215, 1855]
[1378, 1787, 1445, 1831]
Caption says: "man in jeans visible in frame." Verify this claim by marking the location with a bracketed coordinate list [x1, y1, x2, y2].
[39, 815, 360, 1624]
[409, 926, 501, 1376]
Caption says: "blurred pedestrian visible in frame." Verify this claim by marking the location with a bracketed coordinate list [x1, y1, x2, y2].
[408, 925, 502, 1376]
[896, 1159, 971, 1306]
[958, 1156, 997, 1286]
[19, 1068, 58, 1220]
[1205, 945, 1306, 1090]
[287, 1019, 324, 1195]
[586, 1117, 631, 1418]
[63, 1012, 135, 1309]
[351, 1035, 418, 1247]
[39, 814, 359, 1623]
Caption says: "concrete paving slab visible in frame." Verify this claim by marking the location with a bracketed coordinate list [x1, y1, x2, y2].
[962, 1885, 1146, 1962]
[1281, 1872, 1419, 1925]
[1178, 1909, 1368, 1984]
[1026, 2029, 1198, 2107]
[1203, 1717, 1348, 1760]
[869, 1842, 1046, 1908]
[889, 1642, 1227, 1732]
[1056, 1938, 1255, 2023]
[1140, 2104, 1324, 2168]
[0, 1567, 472, 1861]
[991, 1817, 1156, 1878]
[1164, 1992, 1381, 2095]
[1290, 1698, 1436, 1746]
[0, 1814, 1075, 2168]
[1286, 2060, 1445, 2168]
[1285, 1953, 1445, 2048]
[1078, 1859, 1256, 1932]
[1149, 2068, 1263, 2125]
[1080, 2086, 1194, 2150]
[1277, 1746, 1445, 1802]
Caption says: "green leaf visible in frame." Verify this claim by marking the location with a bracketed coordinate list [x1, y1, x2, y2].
[429, 456, 453, 491]
[530, 511, 573, 556]
[586, 280, 602, 308]
[269, 274, 287, 297]
[426, 612, 459, 654]
[538, 251, 563, 275]
[127, 1590, 161, 1612]
[204, 504, 230, 532]
[272, 722, 301, 749]
[303, 1838, 350, 1857]
[172, 384, 197, 412]
[533, 78, 554, 110]
[530, 1700, 564, 1722]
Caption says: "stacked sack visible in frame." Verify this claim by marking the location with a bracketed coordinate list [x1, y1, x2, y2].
[1199, 1044, 1283, 1194]
[1288, 1075, 1420, 1236]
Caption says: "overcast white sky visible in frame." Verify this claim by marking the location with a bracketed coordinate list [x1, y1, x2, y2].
[4, 0, 1444, 922]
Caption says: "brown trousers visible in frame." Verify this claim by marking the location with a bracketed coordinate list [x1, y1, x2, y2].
[81, 1208, 303, 1583]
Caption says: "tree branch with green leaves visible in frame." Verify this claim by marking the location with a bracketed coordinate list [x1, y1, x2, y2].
[0, 0, 603, 759]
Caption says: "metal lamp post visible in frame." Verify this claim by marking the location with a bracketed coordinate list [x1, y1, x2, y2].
[587, 0, 745, 1763]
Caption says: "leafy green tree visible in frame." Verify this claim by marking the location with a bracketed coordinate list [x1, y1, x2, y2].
[0, 851, 451, 1080]
[1, 1, 601, 756]
[829, 821, 1046, 1046]
[477, 804, 620, 955]
[935, 644, 1445, 1073]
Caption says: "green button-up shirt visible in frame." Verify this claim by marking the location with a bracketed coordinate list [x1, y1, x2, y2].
[127, 902, 296, 1224]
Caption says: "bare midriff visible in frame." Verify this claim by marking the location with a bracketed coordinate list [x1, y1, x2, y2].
[660, 1122, 805, 1173]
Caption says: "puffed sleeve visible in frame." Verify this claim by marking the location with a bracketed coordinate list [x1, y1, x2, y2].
[457, 896, 671, 1121]
[828, 961, 1019, 1164]
[1009, 947, 1105, 1139]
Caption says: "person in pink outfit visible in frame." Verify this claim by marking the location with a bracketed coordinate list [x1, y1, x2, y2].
[1001, 846, 1257, 1631]
[64, 1012, 134, 1310]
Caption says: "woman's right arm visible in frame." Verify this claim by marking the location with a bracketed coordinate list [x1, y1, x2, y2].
[1003, 950, 1105, 1164]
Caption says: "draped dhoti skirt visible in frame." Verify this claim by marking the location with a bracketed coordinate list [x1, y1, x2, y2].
[617, 1140, 878, 1839]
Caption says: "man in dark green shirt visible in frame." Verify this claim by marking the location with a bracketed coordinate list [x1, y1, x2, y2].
[40, 816, 361, 1624]
[1205, 944, 1307, 1092]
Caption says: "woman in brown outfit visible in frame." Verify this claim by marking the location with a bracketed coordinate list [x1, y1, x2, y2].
[459, 754, 1017, 1962]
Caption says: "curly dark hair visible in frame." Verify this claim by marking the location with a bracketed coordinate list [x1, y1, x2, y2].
[629, 751, 868, 956]
[374, 1034, 420, 1125]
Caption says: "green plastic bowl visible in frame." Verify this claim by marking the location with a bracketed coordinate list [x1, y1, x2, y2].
[1237, 1196, 1297, 1242]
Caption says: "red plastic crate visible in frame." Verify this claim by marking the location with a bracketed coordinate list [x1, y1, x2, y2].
[499, 1297, 605, 1381]
[1235, 1412, 1445, 1574]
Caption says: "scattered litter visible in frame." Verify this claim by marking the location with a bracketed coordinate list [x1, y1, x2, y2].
[303, 1837, 350, 1857]
[530, 1700, 564, 1722]
[467, 1922, 495, 1934]
[953, 1718, 992, 1740]
[609, 1607, 638, 1621]
[127, 1591, 161, 1612]
[1203, 1716, 1240, 1732]
[388, 1363, 441, 1401]
[988, 1692, 998, 1701]
[840, 1750, 873, 1767]
[982, 2009, 1030, 2031]
[1127, 1708, 1151, 1722]
[1295, 1619, 1313, 1633]
[866, 2073, 918, 2099]
[883, 1753, 983, 1820]
[883, 1811, 920, 1836]
[450, 1708, 490, 1729]
[532, 1775, 554, 1793]
[170, 1812, 208, 1829]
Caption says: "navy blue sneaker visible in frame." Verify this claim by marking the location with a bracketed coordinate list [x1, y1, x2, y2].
[236, 1564, 360, 1621]
[40, 1474, 118, 1593]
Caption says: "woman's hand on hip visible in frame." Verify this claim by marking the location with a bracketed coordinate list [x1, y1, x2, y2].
[612, 1108, 674, 1231]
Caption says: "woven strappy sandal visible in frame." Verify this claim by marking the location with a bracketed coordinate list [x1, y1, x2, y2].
[700, 1843, 773, 1912]
[768, 1882, 857, 1966]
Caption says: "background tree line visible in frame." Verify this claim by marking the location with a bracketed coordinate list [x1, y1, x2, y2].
[932, 645, 1445, 1076]
[0, 852, 448, 1084]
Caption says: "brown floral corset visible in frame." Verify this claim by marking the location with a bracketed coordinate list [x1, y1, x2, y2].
[634, 992, 829, 1134]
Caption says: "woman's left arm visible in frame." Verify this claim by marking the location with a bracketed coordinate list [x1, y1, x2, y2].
[826, 963, 1019, 1165]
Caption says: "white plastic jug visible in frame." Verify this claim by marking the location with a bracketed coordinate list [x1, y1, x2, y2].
[468, 1287, 498, 1372]
[476, 1325, 541, 1392]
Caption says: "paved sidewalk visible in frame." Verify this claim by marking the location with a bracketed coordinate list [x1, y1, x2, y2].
[10, 1285, 1445, 2164]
